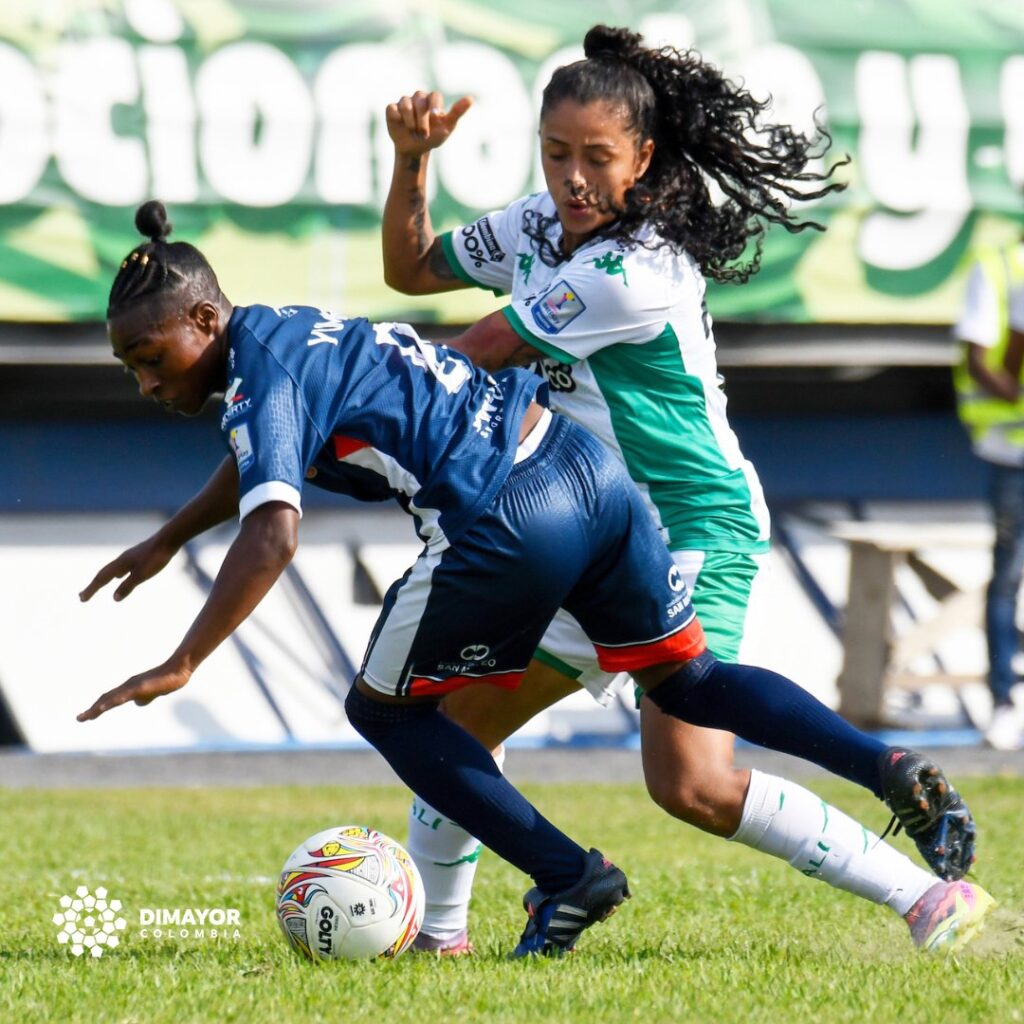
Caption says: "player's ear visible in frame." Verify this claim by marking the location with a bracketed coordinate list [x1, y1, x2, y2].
[191, 299, 221, 337]
[634, 137, 654, 180]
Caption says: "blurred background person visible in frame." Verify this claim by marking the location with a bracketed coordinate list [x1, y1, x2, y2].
[954, 223, 1024, 750]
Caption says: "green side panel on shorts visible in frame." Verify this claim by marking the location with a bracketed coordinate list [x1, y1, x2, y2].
[689, 551, 760, 662]
[532, 646, 583, 680]
[439, 231, 490, 289]
[588, 325, 768, 554]
[634, 551, 759, 703]
[502, 306, 577, 364]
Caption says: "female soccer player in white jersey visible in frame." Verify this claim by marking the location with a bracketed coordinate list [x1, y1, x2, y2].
[382, 24, 990, 954]
[77, 201, 982, 958]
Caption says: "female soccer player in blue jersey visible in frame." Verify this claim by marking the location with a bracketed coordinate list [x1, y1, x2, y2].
[381, 24, 993, 954]
[78, 200, 983, 957]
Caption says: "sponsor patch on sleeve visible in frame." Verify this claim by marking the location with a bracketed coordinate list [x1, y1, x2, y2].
[460, 219, 505, 269]
[477, 217, 505, 262]
[229, 423, 254, 473]
[531, 280, 587, 335]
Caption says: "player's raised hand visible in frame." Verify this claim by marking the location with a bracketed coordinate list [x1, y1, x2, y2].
[77, 660, 191, 722]
[79, 534, 178, 603]
[385, 91, 473, 158]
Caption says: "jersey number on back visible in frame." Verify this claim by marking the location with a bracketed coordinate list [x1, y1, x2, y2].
[373, 324, 472, 395]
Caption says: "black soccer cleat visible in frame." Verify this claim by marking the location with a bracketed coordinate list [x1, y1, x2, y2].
[511, 848, 631, 958]
[877, 747, 976, 881]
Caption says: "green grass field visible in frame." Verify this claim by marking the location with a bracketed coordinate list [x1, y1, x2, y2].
[3, 777, 1022, 1024]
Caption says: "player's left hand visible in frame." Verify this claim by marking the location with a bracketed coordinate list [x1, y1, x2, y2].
[77, 661, 191, 721]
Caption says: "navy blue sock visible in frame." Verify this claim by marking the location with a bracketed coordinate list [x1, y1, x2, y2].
[645, 653, 886, 797]
[344, 686, 586, 893]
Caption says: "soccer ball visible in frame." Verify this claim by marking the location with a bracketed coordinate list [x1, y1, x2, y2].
[276, 825, 424, 961]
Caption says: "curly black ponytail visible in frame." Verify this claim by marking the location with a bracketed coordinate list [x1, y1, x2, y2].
[530, 24, 847, 284]
[107, 200, 223, 317]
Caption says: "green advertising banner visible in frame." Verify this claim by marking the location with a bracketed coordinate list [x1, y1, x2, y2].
[0, 0, 1021, 324]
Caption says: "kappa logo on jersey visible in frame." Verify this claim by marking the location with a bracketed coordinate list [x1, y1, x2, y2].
[588, 251, 629, 286]
[517, 252, 535, 284]
[531, 280, 587, 335]
[229, 423, 254, 472]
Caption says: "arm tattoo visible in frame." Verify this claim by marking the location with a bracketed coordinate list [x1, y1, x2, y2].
[408, 187, 429, 255]
[405, 156, 422, 173]
[426, 238, 457, 281]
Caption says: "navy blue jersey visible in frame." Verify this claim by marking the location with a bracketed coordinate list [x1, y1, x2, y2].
[220, 305, 541, 546]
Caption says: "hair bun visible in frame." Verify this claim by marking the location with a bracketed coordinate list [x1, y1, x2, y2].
[134, 200, 171, 243]
[583, 24, 644, 61]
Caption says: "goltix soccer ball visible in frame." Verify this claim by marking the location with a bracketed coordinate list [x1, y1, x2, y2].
[276, 825, 424, 961]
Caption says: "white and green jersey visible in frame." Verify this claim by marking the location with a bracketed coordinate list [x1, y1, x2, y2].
[441, 192, 769, 553]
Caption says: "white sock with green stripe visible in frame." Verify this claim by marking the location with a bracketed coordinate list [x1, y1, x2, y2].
[731, 770, 935, 916]
[406, 747, 505, 941]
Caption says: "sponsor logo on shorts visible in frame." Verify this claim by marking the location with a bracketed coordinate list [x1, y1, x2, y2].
[531, 280, 586, 335]
[460, 644, 491, 661]
[229, 423, 254, 472]
[668, 565, 686, 593]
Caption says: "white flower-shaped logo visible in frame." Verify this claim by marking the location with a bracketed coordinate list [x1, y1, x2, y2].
[53, 885, 127, 958]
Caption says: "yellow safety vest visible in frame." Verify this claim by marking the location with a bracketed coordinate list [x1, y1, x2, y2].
[954, 242, 1024, 448]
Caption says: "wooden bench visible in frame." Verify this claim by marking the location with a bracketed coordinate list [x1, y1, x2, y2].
[830, 521, 992, 728]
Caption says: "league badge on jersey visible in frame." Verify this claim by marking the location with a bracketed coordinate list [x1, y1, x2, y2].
[531, 280, 586, 335]
[229, 423, 254, 473]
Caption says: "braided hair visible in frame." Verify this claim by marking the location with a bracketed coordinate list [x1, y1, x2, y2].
[526, 24, 846, 283]
[107, 200, 222, 317]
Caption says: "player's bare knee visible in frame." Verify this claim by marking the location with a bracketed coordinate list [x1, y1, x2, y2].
[645, 768, 747, 837]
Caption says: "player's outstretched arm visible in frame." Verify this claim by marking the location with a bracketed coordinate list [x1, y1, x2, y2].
[382, 91, 473, 295]
[77, 501, 298, 721]
[446, 309, 544, 373]
[79, 455, 239, 603]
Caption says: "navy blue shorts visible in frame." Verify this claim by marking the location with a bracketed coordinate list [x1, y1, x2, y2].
[360, 415, 705, 697]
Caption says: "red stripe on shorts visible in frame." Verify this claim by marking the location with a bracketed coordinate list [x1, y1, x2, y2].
[407, 670, 526, 697]
[594, 617, 707, 673]
[332, 434, 371, 459]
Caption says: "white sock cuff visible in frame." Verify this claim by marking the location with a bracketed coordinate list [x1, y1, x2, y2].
[729, 769, 781, 845]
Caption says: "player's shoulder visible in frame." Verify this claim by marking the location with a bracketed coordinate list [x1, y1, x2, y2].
[568, 230, 700, 301]
[233, 304, 363, 346]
